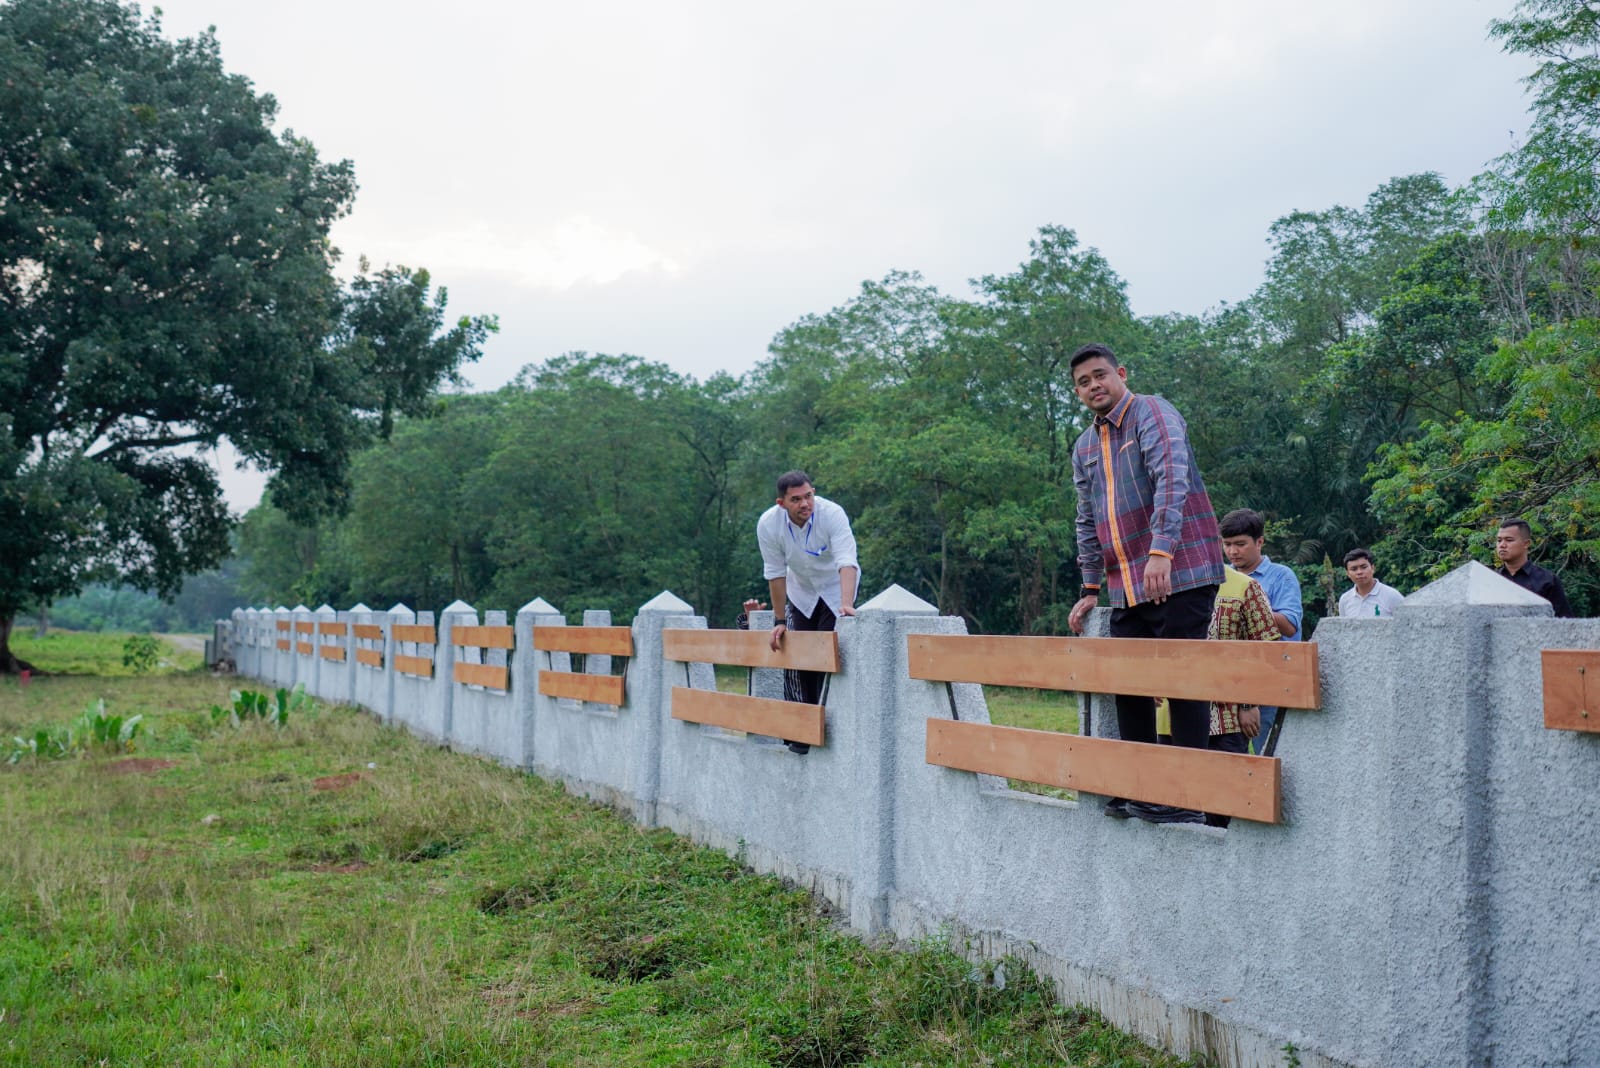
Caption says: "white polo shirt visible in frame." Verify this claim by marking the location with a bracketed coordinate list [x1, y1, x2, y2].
[1339, 580, 1405, 618]
[757, 495, 860, 618]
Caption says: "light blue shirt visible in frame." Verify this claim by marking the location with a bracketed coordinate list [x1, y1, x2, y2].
[1246, 555, 1303, 641]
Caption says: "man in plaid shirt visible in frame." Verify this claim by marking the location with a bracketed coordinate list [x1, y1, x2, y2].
[1066, 343, 1225, 824]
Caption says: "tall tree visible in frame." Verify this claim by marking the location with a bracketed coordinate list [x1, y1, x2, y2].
[0, 0, 486, 669]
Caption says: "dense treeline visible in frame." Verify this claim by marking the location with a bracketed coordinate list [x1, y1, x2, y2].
[237, 2, 1599, 628]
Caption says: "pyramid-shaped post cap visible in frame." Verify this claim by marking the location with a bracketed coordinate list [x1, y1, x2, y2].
[639, 590, 694, 613]
[518, 597, 561, 615]
[857, 584, 938, 615]
[1400, 560, 1553, 613]
[291, 604, 309, 613]
[315, 603, 335, 614]
[388, 602, 414, 617]
[441, 599, 476, 615]
[349, 603, 371, 613]
[273, 606, 290, 613]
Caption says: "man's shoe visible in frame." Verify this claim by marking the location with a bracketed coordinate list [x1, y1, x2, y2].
[784, 741, 811, 755]
[1127, 802, 1203, 825]
[1103, 798, 1132, 819]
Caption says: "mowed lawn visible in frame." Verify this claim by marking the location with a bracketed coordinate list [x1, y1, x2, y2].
[0, 635, 1182, 1067]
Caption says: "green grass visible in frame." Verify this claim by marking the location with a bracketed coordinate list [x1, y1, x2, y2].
[10, 629, 204, 676]
[0, 673, 1189, 1068]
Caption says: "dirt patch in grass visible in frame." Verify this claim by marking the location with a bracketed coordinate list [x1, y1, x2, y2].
[310, 860, 370, 874]
[103, 758, 178, 775]
[311, 772, 364, 791]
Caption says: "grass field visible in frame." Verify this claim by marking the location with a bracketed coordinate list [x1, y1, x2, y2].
[0, 649, 1186, 1067]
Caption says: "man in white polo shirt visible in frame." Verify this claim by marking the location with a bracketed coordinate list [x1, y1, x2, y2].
[757, 470, 860, 753]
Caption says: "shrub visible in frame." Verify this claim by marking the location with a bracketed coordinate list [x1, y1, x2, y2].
[8, 699, 143, 764]
[121, 634, 163, 675]
[211, 684, 310, 728]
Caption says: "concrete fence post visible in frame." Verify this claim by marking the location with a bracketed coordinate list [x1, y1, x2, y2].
[514, 598, 561, 771]
[438, 600, 474, 747]
[1380, 562, 1553, 1066]
[633, 590, 697, 828]
[850, 584, 939, 935]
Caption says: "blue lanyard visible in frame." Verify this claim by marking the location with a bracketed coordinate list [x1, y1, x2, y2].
[787, 516, 828, 557]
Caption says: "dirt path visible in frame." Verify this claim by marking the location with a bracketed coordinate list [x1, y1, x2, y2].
[161, 633, 207, 654]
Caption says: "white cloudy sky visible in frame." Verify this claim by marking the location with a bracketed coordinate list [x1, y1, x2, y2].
[145, 0, 1535, 509]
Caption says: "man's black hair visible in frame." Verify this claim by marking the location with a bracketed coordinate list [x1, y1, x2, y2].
[1343, 548, 1374, 566]
[1219, 508, 1265, 541]
[1068, 343, 1119, 373]
[776, 470, 813, 497]
[1498, 517, 1533, 540]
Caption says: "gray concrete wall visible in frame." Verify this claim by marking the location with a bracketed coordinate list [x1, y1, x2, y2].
[224, 563, 1600, 1068]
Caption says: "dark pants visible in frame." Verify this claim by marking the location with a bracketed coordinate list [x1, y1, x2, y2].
[1109, 584, 1217, 750]
[783, 599, 837, 705]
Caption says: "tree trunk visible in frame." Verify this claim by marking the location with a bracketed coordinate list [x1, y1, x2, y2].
[0, 612, 39, 674]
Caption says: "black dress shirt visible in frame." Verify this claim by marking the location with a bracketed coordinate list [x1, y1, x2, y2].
[1500, 561, 1574, 617]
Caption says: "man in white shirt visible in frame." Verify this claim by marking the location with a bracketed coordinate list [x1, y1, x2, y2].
[757, 470, 860, 752]
[1338, 548, 1405, 618]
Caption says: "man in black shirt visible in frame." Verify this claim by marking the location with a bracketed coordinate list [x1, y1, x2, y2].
[1495, 518, 1573, 617]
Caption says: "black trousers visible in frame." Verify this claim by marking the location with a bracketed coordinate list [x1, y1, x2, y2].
[1109, 583, 1217, 750]
[783, 599, 837, 705]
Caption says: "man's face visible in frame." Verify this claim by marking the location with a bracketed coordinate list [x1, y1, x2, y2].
[777, 482, 815, 527]
[1221, 534, 1265, 573]
[1495, 526, 1530, 569]
[1345, 557, 1375, 590]
[1071, 357, 1129, 416]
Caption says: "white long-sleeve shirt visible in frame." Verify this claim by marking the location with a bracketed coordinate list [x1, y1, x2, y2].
[757, 495, 860, 618]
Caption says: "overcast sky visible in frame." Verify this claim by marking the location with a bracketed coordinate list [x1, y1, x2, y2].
[145, 0, 1536, 509]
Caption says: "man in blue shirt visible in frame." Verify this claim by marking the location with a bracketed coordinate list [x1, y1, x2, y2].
[1218, 509, 1302, 755]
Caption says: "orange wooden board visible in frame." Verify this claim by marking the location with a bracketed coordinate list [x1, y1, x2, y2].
[319, 646, 346, 662]
[670, 687, 826, 746]
[533, 625, 633, 656]
[392, 624, 436, 644]
[907, 633, 1319, 709]
[394, 654, 434, 678]
[294, 621, 315, 635]
[455, 661, 509, 690]
[276, 620, 291, 631]
[453, 625, 514, 650]
[318, 621, 348, 637]
[1543, 649, 1600, 732]
[925, 718, 1281, 823]
[276, 639, 290, 651]
[352, 623, 385, 641]
[662, 628, 839, 671]
[295, 641, 314, 656]
[539, 670, 626, 705]
[356, 649, 383, 668]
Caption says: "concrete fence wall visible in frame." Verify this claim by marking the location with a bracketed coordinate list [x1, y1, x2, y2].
[222, 564, 1600, 1068]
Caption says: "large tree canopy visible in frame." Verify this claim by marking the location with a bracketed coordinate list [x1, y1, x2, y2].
[0, 0, 491, 669]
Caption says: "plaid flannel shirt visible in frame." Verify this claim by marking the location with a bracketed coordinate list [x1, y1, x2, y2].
[1072, 390, 1224, 607]
[1208, 567, 1280, 734]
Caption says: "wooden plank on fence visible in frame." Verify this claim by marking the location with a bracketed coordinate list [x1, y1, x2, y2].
[276, 620, 291, 632]
[356, 648, 383, 668]
[539, 670, 626, 705]
[319, 646, 346, 662]
[276, 639, 291, 651]
[295, 641, 313, 656]
[1543, 649, 1600, 732]
[533, 625, 633, 656]
[662, 628, 839, 672]
[392, 624, 436, 644]
[395, 654, 433, 678]
[455, 661, 509, 690]
[453, 625, 514, 650]
[353, 623, 384, 641]
[907, 633, 1320, 709]
[319, 621, 348, 637]
[925, 719, 1280, 823]
[670, 687, 826, 746]
[295, 621, 315, 635]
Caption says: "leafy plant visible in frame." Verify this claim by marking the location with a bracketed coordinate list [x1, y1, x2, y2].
[121, 634, 163, 675]
[211, 684, 311, 728]
[8, 699, 142, 763]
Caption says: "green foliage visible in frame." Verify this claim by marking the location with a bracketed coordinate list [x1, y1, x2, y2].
[7, 698, 142, 763]
[119, 633, 162, 675]
[211, 684, 310, 728]
[0, 0, 490, 671]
